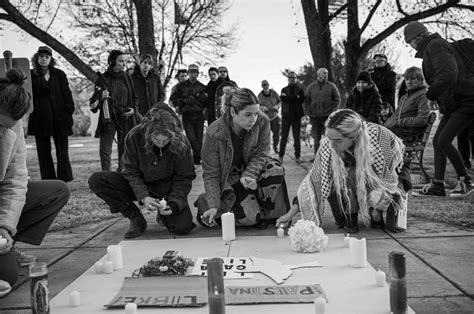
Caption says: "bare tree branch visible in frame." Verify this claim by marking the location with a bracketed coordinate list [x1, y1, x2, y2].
[357, 0, 382, 39]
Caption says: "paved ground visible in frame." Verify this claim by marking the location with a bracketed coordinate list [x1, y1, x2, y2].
[1, 139, 473, 314]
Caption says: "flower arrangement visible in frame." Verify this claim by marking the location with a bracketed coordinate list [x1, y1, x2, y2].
[132, 255, 194, 277]
[288, 220, 328, 253]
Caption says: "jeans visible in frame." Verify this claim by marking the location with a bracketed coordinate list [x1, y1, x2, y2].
[182, 112, 204, 164]
[99, 125, 116, 171]
[433, 111, 474, 180]
[279, 117, 301, 158]
[310, 116, 328, 154]
[35, 135, 73, 182]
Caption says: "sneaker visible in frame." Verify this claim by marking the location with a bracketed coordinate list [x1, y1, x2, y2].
[449, 180, 474, 198]
[11, 246, 37, 267]
[412, 183, 446, 197]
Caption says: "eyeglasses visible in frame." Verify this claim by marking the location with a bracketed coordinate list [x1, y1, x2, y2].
[262, 84, 268, 87]
[218, 70, 227, 73]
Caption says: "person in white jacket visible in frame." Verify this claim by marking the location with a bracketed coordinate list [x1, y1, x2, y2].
[0, 69, 69, 291]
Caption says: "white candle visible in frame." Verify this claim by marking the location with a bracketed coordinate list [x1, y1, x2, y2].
[159, 198, 167, 209]
[125, 302, 138, 314]
[349, 238, 367, 268]
[221, 212, 236, 241]
[314, 296, 326, 314]
[94, 261, 103, 274]
[344, 234, 351, 248]
[277, 227, 284, 238]
[68, 290, 80, 307]
[102, 261, 114, 274]
[0, 236, 7, 249]
[375, 269, 386, 287]
[107, 245, 123, 270]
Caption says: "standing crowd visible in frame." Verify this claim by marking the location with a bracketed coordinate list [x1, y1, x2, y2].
[1, 21, 473, 292]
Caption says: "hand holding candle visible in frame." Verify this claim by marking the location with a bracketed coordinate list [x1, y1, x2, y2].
[68, 290, 80, 307]
[221, 212, 236, 242]
[375, 269, 386, 287]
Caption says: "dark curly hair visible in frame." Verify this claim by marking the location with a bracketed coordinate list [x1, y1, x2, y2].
[143, 108, 189, 155]
[31, 52, 57, 71]
[0, 68, 31, 120]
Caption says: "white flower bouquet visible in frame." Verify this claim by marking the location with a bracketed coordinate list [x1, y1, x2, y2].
[288, 220, 328, 253]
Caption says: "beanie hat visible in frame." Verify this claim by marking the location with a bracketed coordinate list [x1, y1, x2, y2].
[373, 53, 387, 60]
[404, 21, 428, 43]
[107, 50, 125, 66]
[356, 71, 372, 84]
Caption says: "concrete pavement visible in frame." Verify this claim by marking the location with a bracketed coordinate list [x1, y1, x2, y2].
[1, 140, 473, 313]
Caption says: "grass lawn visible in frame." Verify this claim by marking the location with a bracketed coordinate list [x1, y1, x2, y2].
[25, 118, 473, 231]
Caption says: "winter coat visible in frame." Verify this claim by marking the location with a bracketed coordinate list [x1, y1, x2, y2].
[384, 86, 430, 136]
[131, 69, 165, 117]
[415, 33, 474, 114]
[206, 79, 221, 123]
[0, 119, 28, 236]
[371, 64, 397, 107]
[169, 80, 208, 115]
[201, 111, 271, 210]
[28, 67, 74, 137]
[258, 89, 281, 120]
[121, 124, 196, 214]
[304, 80, 340, 118]
[346, 85, 382, 124]
[280, 84, 305, 119]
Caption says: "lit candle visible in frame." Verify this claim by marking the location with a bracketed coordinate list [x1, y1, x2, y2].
[0, 236, 7, 249]
[124, 302, 137, 314]
[375, 269, 386, 287]
[207, 258, 225, 314]
[159, 198, 167, 209]
[94, 261, 103, 274]
[221, 212, 236, 242]
[102, 261, 114, 274]
[344, 234, 351, 248]
[68, 290, 80, 307]
[277, 227, 284, 238]
[314, 296, 326, 314]
[349, 238, 367, 268]
[107, 245, 123, 270]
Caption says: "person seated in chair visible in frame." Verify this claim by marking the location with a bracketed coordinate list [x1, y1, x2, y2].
[384, 67, 431, 140]
[196, 88, 290, 230]
[276, 109, 411, 233]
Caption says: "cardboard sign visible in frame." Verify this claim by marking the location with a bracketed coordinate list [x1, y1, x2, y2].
[226, 284, 327, 304]
[191, 257, 253, 279]
[106, 277, 207, 308]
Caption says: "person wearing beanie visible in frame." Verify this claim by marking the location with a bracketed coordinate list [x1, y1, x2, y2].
[258, 79, 282, 154]
[28, 46, 75, 182]
[345, 71, 383, 124]
[1, 69, 70, 287]
[89, 50, 139, 172]
[371, 53, 397, 111]
[404, 21, 474, 197]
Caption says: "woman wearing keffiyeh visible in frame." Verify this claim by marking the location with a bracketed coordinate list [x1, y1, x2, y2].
[277, 109, 411, 233]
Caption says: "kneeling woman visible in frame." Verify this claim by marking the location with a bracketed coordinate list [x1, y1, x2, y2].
[89, 107, 196, 238]
[277, 109, 411, 233]
[197, 88, 289, 229]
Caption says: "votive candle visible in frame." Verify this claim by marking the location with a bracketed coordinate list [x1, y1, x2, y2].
[314, 296, 326, 314]
[349, 238, 367, 268]
[102, 261, 114, 274]
[277, 227, 284, 238]
[125, 302, 137, 314]
[375, 269, 386, 287]
[107, 245, 123, 270]
[68, 290, 80, 307]
[344, 234, 351, 248]
[94, 261, 103, 274]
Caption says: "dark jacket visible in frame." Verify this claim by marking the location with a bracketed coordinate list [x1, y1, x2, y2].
[280, 84, 305, 119]
[414, 33, 471, 114]
[131, 69, 165, 117]
[346, 85, 382, 124]
[121, 124, 196, 214]
[169, 79, 208, 115]
[202, 111, 270, 210]
[371, 64, 397, 107]
[28, 67, 74, 136]
[206, 79, 221, 123]
[304, 80, 340, 118]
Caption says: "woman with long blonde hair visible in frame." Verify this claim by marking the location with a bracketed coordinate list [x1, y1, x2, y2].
[277, 109, 411, 233]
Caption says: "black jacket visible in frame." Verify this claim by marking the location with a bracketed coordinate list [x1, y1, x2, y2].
[28, 67, 74, 136]
[131, 69, 165, 117]
[169, 80, 208, 115]
[346, 85, 382, 124]
[371, 64, 397, 108]
[280, 84, 305, 119]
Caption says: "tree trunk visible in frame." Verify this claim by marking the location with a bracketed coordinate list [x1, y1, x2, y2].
[344, 0, 361, 92]
[0, 1, 96, 82]
[132, 0, 159, 69]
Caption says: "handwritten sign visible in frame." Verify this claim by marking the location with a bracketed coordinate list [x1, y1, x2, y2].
[225, 284, 327, 304]
[190, 257, 253, 279]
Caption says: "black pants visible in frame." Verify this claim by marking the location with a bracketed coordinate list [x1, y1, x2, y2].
[35, 135, 73, 182]
[0, 180, 70, 285]
[457, 121, 474, 164]
[310, 116, 328, 154]
[279, 117, 301, 158]
[270, 117, 281, 150]
[88, 171, 194, 235]
[182, 112, 204, 164]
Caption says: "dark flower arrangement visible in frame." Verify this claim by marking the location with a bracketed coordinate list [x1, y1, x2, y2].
[132, 255, 194, 277]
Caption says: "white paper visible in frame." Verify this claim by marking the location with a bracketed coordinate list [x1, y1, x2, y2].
[190, 257, 253, 279]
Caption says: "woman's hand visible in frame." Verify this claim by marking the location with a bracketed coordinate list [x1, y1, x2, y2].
[0, 228, 13, 254]
[240, 176, 257, 190]
[275, 203, 299, 227]
[122, 107, 135, 117]
[143, 196, 160, 211]
[202, 208, 218, 227]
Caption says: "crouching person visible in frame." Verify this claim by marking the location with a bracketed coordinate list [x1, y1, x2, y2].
[196, 88, 290, 230]
[89, 107, 196, 238]
[276, 109, 411, 233]
[1, 69, 70, 290]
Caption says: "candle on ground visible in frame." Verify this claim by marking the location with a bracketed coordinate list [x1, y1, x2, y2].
[344, 234, 351, 248]
[94, 261, 103, 274]
[375, 269, 386, 287]
[0, 236, 7, 250]
[314, 296, 326, 314]
[107, 245, 123, 270]
[349, 237, 367, 268]
[125, 302, 137, 314]
[221, 212, 236, 242]
[68, 290, 80, 307]
[277, 227, 284, 238]
[102, 261, 114, 274]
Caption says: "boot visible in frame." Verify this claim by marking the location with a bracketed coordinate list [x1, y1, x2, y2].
[344, 213, 359, 234]
[123, 205, 147, 239]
